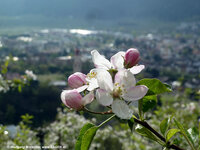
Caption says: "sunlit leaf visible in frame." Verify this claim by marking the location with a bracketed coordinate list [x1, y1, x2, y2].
[18, 85, 22, 93]
[160, 117, 171, 136]
[166, 129, 180, 142]
[141, 95, 157, 112]
[75, 123, 95, 150]
[1, 59, 9, 74]
[137, 78, 172, 95]
[81, 126, 99, 150]
[135, 124, 158, 142]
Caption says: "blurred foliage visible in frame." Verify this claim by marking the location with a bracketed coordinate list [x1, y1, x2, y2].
[0, 57, 61, 127]
[0, 81, 60, 127]
[0, 56, 31, 93]
[0, 89, 199, 150]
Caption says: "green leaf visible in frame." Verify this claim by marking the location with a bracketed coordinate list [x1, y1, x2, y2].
[135, 124, 158, 142]
[141, 95, 157, 112]
[18, 85, 22, 93]
[138, 99, 144, 119]
[160, 117, 171, 136]
[137, 78, 172, 95]
[174, 118, 196, 150]
[187, 127, 199, 144]
[1, 66, 7, 74]
[75, 123, 95, 150]
[166, 129, 180, 142]
[1, 59, 9, 74]
[81, 126, 99, 150]
[128, 117, 134, 131]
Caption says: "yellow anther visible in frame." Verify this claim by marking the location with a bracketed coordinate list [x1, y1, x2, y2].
[87, 72, 97, 79]
[114, 83, 119, 86]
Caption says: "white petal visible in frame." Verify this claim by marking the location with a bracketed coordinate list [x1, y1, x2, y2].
[96, 89, 113, 106]
[129, 101, 138, 107]
[110, 51, 125, 69]
[86, 68, 101, 91]
[115, 69, 136, 89]
[82, 91, 94, 105]
[91, 50, 111, 69]
[87, 78, 98, 91]
[96, 69, 113, 92]
[112, 100, 133, 119]
[76, 85, 88, 92]
[129, 65, 145, 74]
[122, 85, 148, 101]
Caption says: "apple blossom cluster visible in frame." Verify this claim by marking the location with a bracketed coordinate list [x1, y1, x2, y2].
[25, 70, 37, 81]
[0, 74, 10, 93]
[61, 48, 148, 119]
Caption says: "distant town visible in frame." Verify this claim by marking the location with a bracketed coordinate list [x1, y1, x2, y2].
[0, 21, 200, 91]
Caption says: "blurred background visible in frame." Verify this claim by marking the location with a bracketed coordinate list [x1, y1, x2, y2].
[0, 0, 199, 149]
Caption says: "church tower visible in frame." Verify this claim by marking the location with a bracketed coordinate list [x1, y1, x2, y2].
[73, 48, 82, 73]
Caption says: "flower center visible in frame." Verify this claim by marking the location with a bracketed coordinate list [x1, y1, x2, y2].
[113, 83, 123, 98]
[87, 72, 97, 79]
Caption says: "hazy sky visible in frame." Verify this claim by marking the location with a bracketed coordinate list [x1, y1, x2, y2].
[0, 0, 199, 21]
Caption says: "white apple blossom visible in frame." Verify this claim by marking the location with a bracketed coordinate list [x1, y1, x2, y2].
[95, 69, 148, 119]
[0, 74, 10, 93]
[25, 70, 37, 80]
[91, 50, 145, 75]
[61, 48, 148, 118]
[68, 70, 99, 93]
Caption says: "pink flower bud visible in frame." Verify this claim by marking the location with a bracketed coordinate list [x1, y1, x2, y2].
[68, 72, 87, 88]
[61, 89, 94, 110]
[124, 48, 140, 68]
[61, 89, 83, 110]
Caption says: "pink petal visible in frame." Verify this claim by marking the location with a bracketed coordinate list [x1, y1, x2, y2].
[122, 85, 148, 101]
[68, 72, 87, 88]
[61, 89, 83, 110]
[124, 48, 140, 68]
[61, 90, 70, 108]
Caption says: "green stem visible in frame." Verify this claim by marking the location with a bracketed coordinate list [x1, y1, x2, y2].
[134, 118, 184, 150]
[98, 115, 116, 128]
[138, 99, 144, 120]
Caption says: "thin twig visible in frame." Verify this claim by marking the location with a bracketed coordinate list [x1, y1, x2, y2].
[83, 107, 113, 115]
